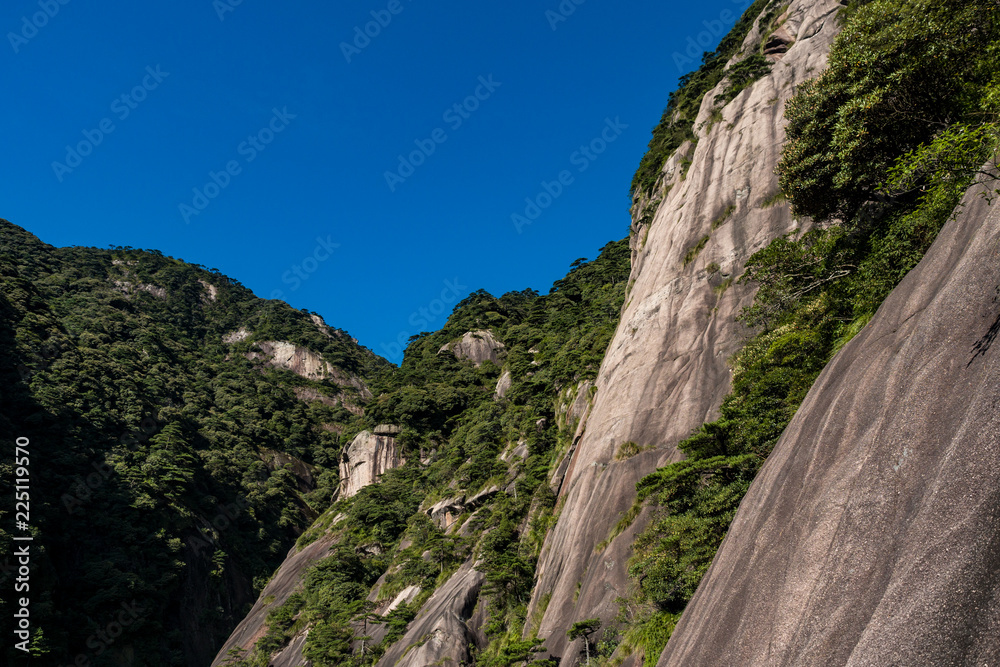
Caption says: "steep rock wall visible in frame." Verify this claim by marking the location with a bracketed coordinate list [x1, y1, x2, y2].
[375, 560, 486, 667]
[339, 430, 405, 499]
[658, 178, 1000, 665]
[210, 523, 345, 666]
[526, 0, 844, 660]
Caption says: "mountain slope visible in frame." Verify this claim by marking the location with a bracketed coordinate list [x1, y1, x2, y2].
[0, 224, 387, 665]
[659, 168, 1000, 666]
[525, 0, 844, 661]
[210, 241, 631, 666]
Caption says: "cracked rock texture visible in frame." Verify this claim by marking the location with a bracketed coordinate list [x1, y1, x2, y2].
[375, 560, 487, 667]
[339, 430, 405, 499]
[439, 330, 504, 366]
[525, 0, 844, 661]
[658, 177, 1000, 665]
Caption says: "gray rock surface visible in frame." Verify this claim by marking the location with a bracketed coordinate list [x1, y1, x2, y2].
[525, 0, 844, 660]
[439, 330, 504, 366]
[339, 430, 405, 499]
[247, 340, 372, 398]
[658, 178, 1000, 665]
[210, 520, 345, 666]
[375, 560, 486, 667]
[495, 369, 512, 399]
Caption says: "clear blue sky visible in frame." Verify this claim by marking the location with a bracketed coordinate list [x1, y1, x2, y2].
[2, 0, 749, 362]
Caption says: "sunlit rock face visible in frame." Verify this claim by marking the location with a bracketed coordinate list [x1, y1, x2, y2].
[659, 177, 1000, 666]
[524, 0, 845, 660]
[339, 429, 405, 499]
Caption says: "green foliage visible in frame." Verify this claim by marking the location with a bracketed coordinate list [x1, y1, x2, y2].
[229, 240, 631, 665]
[618, 611, 678, 667]
[614, 441, 649, 460]
[778, 0, 1000, 222]
[719, 54, 772, 104]
[631, 0, 773, 197]
[568, 618, 602, 664]
[568, 617, 602, 641]
[0, 226, 383, 665]
[621, 0, 1000, 653]
[682, 235, 710, 267]
[710, 204, 735, 230]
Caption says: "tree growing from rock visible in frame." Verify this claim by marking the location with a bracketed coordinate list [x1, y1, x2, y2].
[567, 618, 602, 665]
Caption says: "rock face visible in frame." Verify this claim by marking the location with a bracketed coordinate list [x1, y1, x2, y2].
[525, 0, 844, 660]
[375, 560, 486, 667]
[339, 430, 405, 499]
[439, 330, 504, 366]
[210, 523, 345, 666]
[658, 179, 1000, 665]
[112, 280, 167, 299]
[248, 340, 372, 398]
[250, 340, 332, 380]
[427, 486, 499, 531]
[494, 369, 512, 399]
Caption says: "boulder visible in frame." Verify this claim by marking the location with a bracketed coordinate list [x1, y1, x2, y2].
[439, 330, 504, 366]
[339, 431, 404, 499]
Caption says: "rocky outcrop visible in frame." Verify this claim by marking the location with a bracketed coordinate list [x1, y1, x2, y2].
[375, 560, 486, 667]
[439, 330, 504, 366]
[658, 178, 1000, 665]
[249, 340, 332, 380]
[427, 486, 499, 531]
[495, 369, 512, 399]
[112, 280, 167, 299]
[199, 279, 218, 302]
[525, 0, 844, 660]
[247, 340, 372, 399]
[555, 380, 594, 433]
[373, 423, 402, 436]
[339, 430, 405, 499]
[223, 327, 251, 344]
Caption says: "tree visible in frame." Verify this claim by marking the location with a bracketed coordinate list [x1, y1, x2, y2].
[778, 0, 999, 223]
[567, 618, 602, 665]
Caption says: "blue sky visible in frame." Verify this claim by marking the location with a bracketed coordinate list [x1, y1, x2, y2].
[2, 0, 750, 362]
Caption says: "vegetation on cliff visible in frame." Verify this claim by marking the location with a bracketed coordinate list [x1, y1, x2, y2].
[0, 224, 387, 665]
[205, 239, 630, 666]
[620, 0, 1000, 660]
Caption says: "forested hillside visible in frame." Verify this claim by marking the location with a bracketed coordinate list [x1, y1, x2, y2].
[216, 240, 631, 666]
[0, 224, 388, 664]
[2, 0, 997, 665]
